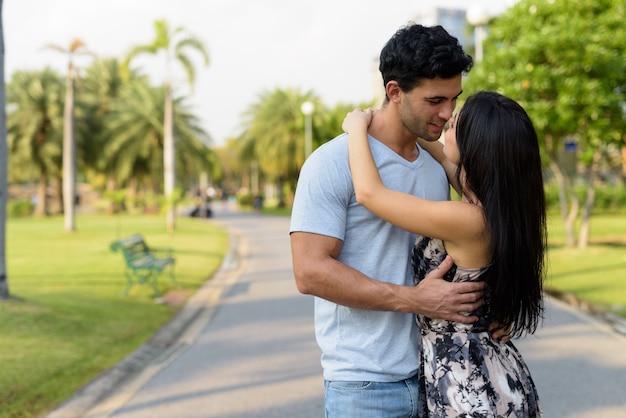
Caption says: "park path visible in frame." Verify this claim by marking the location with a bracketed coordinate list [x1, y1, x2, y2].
[47, 207, 626, 417]
[83, 209, 323, 418]
[516, 296, 626, 417]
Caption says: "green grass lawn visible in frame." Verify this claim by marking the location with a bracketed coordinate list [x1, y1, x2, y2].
[545, 214, 626, 316]
[0, 213, 229, 418]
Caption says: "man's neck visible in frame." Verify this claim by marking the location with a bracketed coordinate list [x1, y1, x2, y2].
[368, 107, 419, 162]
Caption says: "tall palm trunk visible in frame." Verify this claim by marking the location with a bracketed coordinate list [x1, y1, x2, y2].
[163, 84, 175, 232]
[0, 0, 10, 299]
[62, 64, 76, 231]
[123, 19, 209, 231]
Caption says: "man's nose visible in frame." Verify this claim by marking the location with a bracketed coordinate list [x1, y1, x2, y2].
[439, 103, 454, 121]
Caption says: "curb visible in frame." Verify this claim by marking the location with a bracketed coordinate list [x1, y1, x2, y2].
[544, 286, 626, 336]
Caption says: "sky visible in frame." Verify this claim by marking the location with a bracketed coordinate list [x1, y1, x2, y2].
[4, 0, 516, 146]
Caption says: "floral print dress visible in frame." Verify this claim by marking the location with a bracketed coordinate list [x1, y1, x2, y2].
[413, 236, 542, 417]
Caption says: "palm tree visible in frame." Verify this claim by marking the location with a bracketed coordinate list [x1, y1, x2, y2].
[172, 94, 216, 185]
[77, 57, 127, 186]
[0, 0, 10, 300]
[102, 78, 213, 209]
[45, 39, 93, 232]
[7, 69, 64, 216]
[123, 19, 209, 232]
[241, 88, 319, 206]
[103, 79, 170, 200]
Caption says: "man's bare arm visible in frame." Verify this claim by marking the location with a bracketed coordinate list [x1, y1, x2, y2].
[290, 231, 486, 323]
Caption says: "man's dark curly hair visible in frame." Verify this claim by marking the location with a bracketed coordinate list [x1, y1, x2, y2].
[379, 23, 473, 100]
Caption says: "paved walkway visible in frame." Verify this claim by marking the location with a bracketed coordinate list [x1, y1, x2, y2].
[516, 297, 626, 417]
[46, 209, 626, 418]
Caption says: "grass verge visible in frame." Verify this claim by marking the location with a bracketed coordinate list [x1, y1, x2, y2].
[0, 214, 229, 418]
[546, 214, 626, 317]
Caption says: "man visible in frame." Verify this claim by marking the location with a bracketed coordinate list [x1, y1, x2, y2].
[290, 24, 484, 417]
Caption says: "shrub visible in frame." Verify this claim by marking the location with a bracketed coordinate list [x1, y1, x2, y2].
[237, 193, 254, 207]
[543, 183, 626, 214]
[7, 198, 34, 217]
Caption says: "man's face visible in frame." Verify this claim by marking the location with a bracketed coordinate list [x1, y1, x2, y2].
[398, 75, 463, 142]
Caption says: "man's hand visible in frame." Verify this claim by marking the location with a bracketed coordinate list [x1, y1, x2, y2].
[409, 255, 486, 324]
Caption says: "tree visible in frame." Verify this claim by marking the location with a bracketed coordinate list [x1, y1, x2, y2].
[236, 88, 375, 207]
[465, 0, 626, 248]
[77, 57, 127, 186]
[7, 69, 64, 216]
[102, 77, 213, 209]
[45, 38, 93, 232]
[214, 137, 251, 196]
[240, 88, 320, 206]
[0, 0, 9, 300]
[123, 19, 209, 232]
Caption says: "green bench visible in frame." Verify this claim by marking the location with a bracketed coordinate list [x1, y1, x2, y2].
[110, 234, 176, 297]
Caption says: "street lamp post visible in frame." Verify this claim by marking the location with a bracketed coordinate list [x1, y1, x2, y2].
[301, 101, 314, 160]
[466, 4, 490, 62]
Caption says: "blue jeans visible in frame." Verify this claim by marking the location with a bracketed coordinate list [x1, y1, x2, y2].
[324, 376, 420, 418]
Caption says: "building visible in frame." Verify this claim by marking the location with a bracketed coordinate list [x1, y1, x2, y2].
[412, 7, 474, 51]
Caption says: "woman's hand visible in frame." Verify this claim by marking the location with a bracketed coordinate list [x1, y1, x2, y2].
[489, 322, 512, 343]
[342, 108, 374, 134]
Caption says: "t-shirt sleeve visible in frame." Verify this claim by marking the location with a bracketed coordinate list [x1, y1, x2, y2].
[289, 144, 352, 241]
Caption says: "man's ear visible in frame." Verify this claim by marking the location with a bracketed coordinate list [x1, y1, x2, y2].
[385, 81, 402, 103]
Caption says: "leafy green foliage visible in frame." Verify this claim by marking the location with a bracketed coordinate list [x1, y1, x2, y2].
[466, 0, 625, 154]
[7, 68, 65, 215]
[233, 87, 375, 203]
[5, 198, 34, 217]
[464, 0, 626, 247]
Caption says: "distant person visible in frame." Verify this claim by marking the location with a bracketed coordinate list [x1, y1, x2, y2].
[290, 24, 508, 417]
[252, 195, 263, 212]
[343, 90, 545, 416]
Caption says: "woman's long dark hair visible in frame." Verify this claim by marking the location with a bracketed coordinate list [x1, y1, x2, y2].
[456, 91, 546, 337]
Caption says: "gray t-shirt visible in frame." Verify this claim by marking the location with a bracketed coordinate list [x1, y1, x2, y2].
[290, 133, 449, 382]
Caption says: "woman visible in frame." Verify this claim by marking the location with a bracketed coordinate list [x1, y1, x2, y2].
[343, 91, 545, 417]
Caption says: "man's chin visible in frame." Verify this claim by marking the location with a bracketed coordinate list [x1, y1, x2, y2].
[420, 134, 442, 142]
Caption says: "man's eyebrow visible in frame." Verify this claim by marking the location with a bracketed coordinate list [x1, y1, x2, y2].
[424, 90, 464, 101]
